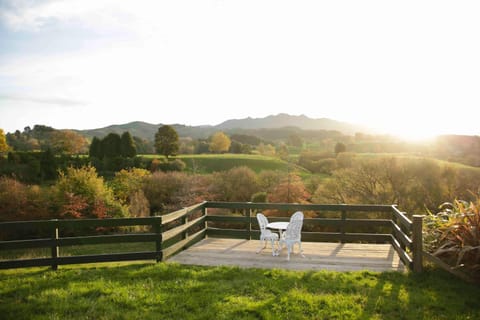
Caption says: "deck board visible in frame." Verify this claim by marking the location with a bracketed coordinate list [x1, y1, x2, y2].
[168, 238, 406, 272]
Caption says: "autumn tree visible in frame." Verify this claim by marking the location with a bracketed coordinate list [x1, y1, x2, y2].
[268, 173, 310, 204]
[209, 131, 231, 153]
[49, 130, 89, 154]
[0, 129, 10, 154]
[53, 166, 126, 218]
[155, 125, 179, 159]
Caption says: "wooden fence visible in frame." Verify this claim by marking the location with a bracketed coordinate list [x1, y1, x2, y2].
[0, 202, 423, 272]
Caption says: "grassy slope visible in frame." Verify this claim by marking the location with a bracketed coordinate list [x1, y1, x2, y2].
[354, 153, 480, 171]
[146, 154, 307, 174]
[1, 263, 479, 320]
[143, 153, 480, 175]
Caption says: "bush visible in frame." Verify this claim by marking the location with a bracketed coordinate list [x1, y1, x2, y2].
[209, 166, 260, 202]
[142, 171, 189, 214]
[149, 158, 186, 172]
[0, 177, 50, 222]
[251, 191, 267, 203]
[110, 168, 150, 204]
[53, 166, 127, 219]
[426, 199, 480, 281]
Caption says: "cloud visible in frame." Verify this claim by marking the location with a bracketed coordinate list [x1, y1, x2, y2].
[0, 0, 131, 32]
[0, 94, 85, 107]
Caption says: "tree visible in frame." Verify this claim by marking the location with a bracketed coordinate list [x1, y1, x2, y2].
[334, 142, 347, 155]
[89, 136, 102, 158]
[0, 129, 10, 154]
[102, 133, 122, 158]
[120, 131, 137, 157]
[54, 166, 126, 218]
[210, 166, 259, 202]
[49, 130, 89, 154]
[155, 125, 179, 159]
[268, 173, 310, 204]
[287, 133, 303, 148]
[209, 131, 231, 153]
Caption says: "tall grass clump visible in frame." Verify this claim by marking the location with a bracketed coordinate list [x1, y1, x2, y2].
[424, 197, 480, 282]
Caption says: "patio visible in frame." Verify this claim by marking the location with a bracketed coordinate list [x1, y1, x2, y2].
[168, 238, 406, 272]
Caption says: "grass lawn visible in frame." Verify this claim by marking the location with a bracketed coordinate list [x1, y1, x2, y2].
[177, 154, 291, 174]
[1, 263, 479, 320]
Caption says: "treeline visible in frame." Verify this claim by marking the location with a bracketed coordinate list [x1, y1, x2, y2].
[2, 156, 480, 224]
[0, 166, 310, 223]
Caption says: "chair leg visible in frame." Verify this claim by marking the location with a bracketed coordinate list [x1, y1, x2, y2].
[270, 239, 276, 256]
[256, 239, 267, 253]
[299, 242, 305, 258]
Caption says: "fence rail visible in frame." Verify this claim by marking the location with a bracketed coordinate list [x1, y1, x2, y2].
[0, 201, 421, 271]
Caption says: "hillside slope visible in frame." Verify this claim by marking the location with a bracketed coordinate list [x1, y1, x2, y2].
[77, 113, 370, 140]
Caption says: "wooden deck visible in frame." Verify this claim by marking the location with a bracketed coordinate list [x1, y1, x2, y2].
[168, 238, 406, 272]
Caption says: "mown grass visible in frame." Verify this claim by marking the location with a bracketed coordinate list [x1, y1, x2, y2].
[1, 243, 155, 261]
[176, 154, 297, 174]
[1, 263, 479, 320]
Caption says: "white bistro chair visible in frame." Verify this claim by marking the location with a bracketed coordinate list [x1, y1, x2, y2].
[278, 211, 305, 260]
[256, 213, 279, 256]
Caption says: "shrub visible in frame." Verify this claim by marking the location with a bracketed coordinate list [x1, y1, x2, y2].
[142, 171, 189, 214]
[0, 177, 50, 222]
[426, 199, 480, 281]
[251, 191, 267, 203]
[110, 168, 150, 204]
[149, 158, 186, 172]
[209, 166, 260, 202]
[53, 166, 127, 219]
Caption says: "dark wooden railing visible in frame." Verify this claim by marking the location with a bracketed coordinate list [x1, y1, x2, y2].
[0, 202, 423, 272]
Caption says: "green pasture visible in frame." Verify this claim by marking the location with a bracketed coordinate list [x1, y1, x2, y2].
[1, 263, 479, 320]
[155, 154, 307, 174]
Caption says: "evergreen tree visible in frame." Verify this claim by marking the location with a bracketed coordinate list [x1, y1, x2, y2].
[102, 133, 122, 158]
[120, 132, 137, 157]
[89, 136, 102, 158]
[40, 148, 57, 181]
[155, 125, 179, 159]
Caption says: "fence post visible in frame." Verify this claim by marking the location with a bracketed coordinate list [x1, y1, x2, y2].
[412, 215, 424, 272]
[182, 207, 189, 240]
[340, 207, 347, 243]
[245, 206, 252, 240]
[51, 219, 59, 271]
[203, 203, 208, 238]
[154, 216, 163, 262]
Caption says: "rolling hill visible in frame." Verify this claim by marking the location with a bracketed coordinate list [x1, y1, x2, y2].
[77, 113, 371, 141]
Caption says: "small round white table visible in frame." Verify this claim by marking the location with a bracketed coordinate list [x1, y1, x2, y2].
[267, 222, 289, 238]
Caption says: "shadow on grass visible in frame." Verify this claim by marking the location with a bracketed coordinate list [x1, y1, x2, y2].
[0, 263, 479, 320]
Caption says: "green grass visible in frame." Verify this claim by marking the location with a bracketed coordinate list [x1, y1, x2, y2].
[175, 154, 304, 174]
[1, 263, 479, 320]
[1, 243, 155, 261]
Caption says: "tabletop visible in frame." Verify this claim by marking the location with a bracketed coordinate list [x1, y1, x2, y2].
[267, 222, 289, 230]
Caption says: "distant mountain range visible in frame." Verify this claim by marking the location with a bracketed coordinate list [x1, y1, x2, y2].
[78, 113, 372, 141]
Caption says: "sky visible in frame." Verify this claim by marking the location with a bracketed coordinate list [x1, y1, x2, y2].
[0, 0, 479, 140]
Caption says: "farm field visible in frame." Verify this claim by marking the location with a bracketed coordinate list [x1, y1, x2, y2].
[144, 153, 308, 174]
[1, 263, 479, 320]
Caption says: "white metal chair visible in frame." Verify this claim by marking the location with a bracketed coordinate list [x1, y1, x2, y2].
[278, 211, 304, 260]
[256, 213, 279, 256]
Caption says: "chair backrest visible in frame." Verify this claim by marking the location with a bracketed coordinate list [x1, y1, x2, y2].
[285, 211, 303, 241]
[290, 211, 304, 222]
[256, 213, 269, 231]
